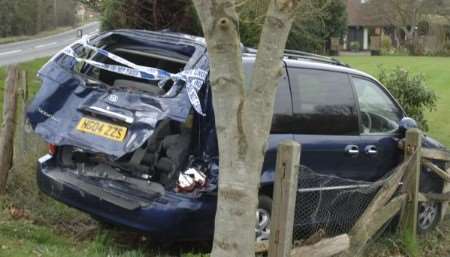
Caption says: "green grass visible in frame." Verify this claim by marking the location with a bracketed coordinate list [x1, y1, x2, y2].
[338, 56, 450, 147]
[364, 216, 450, 257]
[0, 215, 177, 257]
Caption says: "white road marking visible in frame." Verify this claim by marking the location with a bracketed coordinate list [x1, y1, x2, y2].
[35, 42, 57, 49]
[0, 49, 23, 56]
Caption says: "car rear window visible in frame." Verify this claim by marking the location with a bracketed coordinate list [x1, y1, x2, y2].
[70, 34, 196, 97]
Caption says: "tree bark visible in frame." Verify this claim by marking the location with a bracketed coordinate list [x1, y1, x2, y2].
[0, 66, 19, 194]
[191, 0, 300, 256]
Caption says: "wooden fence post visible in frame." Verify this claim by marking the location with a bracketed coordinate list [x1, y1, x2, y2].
[0, 65, 19, 194]
[268, 140, 301, 257]
[441, 160, 450, 221]
[400, 128, 422, 254]
[18, 70, 29, 155]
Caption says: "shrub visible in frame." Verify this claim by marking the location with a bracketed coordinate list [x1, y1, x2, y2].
[350, 41, 360, 51]
[381, 37, 392, 52]
[100, 0, 202, 35]
[377, 67, 437, 131]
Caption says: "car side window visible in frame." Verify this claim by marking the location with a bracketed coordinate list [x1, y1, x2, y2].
[352, 77, 403, 134]
[271, 74, 294, 133]
[243, 59, 293, 134]
[289, 68, 359, 135]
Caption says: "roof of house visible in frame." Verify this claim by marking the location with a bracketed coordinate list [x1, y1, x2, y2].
[347, 0, 389, 27]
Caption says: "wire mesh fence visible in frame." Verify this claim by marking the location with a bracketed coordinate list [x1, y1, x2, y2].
[293, 166, 387, 240]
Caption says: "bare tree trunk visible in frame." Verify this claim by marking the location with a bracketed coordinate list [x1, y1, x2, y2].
[191, 1, 300, 256]
[0, 66, 19, 194]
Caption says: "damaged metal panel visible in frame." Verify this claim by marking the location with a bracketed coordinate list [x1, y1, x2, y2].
[27, 31, 209, 158]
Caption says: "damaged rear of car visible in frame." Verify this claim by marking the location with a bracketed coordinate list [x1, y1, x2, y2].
[28, 30, 220, 241]
[29, 29, 450, 243]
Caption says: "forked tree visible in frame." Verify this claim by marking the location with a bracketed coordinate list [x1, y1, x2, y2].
[191, 1, 301, 256]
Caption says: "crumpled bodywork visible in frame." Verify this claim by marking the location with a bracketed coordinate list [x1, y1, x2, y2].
[27, 31, 209, 158]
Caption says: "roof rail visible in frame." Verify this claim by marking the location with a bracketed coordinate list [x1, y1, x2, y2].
[283, 49, 348, 67]
[243, 47, 349, 67]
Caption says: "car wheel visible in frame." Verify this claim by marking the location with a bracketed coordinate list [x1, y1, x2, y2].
[417, 165, 444, 234]
[417, 201, 441, 234]
[256, 195, 272, 242]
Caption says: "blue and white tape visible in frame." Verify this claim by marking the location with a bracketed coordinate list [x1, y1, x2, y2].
[60, 36, 208, 115]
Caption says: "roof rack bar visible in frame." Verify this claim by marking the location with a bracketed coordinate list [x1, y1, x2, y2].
[284, 49, 331, 59]
[283, 49, 347, 66]
[244, 47, 348, 67]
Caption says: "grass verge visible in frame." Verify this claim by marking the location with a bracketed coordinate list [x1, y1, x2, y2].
[0, 214, 208, 257]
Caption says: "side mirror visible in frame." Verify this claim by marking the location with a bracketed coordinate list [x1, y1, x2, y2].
[398, 117, 418, 136]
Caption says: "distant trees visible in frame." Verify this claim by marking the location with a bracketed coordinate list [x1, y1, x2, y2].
[0, 0, 79, 38]
[77, 0, 201, 33]
[78, 0, 102, 12]
[82, 0, 347, 53]
[100, 0, 201, 34]
[239, 0, 347, 53]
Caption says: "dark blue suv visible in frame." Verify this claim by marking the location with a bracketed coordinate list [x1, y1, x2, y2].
[28, 30, 448, 242]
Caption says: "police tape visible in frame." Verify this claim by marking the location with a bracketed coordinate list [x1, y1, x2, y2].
[60, 36, 208, 116]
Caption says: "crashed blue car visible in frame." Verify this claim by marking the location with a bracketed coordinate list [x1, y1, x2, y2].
[28, 30, 449, 242]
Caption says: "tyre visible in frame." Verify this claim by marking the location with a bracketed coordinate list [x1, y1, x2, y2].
[417, 201, 441, 234]
[417, 165, 444, 234]
[256, 195, 272, 242]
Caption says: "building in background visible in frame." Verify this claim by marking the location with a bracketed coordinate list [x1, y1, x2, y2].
[344, 0, 390, 52]
[343, 0, 450, 54]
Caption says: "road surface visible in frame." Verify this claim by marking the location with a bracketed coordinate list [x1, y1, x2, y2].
[0, 22, 100, 67]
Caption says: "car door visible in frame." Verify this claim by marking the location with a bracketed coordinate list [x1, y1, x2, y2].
[287, 67, 365, 180]
[351, 76, 404, 181]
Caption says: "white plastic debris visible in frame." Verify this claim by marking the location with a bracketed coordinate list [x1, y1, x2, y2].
[176, 168, 207, 193]
[184, 168, 207, 187]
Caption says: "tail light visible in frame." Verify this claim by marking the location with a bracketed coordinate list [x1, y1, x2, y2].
[48, 144, 57, 156]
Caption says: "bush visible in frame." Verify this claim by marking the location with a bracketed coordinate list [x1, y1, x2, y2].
[377, 67, 437, 131]
[350, 41, 360, 51]
[380, 37, 392, 53]
[100, 0, 202, 35]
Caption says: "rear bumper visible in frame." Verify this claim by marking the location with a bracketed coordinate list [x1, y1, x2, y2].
[37, 155, 216, 241]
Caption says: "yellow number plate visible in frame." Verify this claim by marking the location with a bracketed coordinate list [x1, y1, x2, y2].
[76, 118, 127, 142]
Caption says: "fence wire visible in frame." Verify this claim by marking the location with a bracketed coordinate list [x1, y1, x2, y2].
[293, 166, 389, 240]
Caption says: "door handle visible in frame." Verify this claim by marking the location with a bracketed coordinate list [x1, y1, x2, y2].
[365, 145, 378, 156]
[345, 145, 360, 155]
